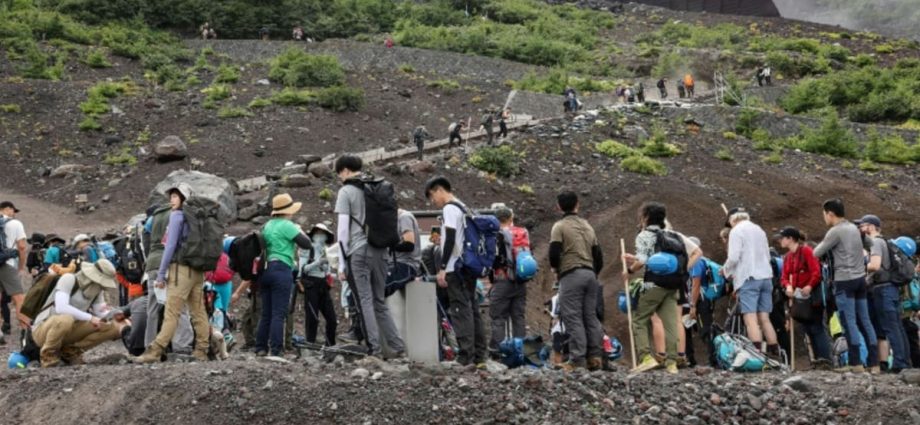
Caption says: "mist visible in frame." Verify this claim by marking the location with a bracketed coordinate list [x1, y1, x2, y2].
[773, 0, 920, 40]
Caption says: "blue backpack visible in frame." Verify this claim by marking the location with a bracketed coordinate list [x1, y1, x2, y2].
[902, 277, 920, 312]
[714, 334, 767, 372]
[97, 241, 119, 267]
[450, 202, 499, 278]
[700, 258, 725, 301]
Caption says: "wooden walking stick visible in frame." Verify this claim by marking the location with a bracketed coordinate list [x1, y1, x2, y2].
[621, 238, 638, 369]
[789, 276, 795, 370]
[721, 203, 728, 214]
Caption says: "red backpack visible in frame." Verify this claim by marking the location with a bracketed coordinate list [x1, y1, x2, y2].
[205, 252, 234, 283]
[510, 226, 530, 259]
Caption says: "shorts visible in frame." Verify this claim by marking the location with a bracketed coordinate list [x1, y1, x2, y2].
[0, 264, 24, 296]
[738, 278, 773, 314]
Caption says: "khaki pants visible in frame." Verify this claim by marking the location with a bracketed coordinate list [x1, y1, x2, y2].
[33, 315, 120, 366]
[153, 264, 209, 353]
[632, 285, 679, 361]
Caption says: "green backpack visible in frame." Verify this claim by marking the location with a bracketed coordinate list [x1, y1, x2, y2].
[177, 197, 225, 272]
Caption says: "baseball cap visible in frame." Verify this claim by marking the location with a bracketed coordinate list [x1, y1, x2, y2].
[774, 226, 804, 241]
[0, 201, 20, 213]
[724, 206, 747, 227]
[855, 214, 881, 228]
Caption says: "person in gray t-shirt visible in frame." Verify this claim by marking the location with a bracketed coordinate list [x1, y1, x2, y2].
[385, 209, 421, 297]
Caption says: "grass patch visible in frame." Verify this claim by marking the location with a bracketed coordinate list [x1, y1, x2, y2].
[202, 84, 231, 102]
[398, 63, 415, 73]
[621, 155, 667, 176]
[858, 159, 880, 172]
[785, 109, 858, 158]
[315, 86, 365, 112]
[0, 104, 21, 113]
[269, 48, 344, 88]
[248, 97, 273, 109]
[596, 140, 639, 158]
[426, 79, 460, 93]
[751, 129, 775, 151]
[217, 106, 252, 119]
[318, 188, 335, 201]
[722, 131, 737, 140]
[103, 147, 137, 166]
[469, 145, 522, 177]
[272, 88, 316, 106]
[640, 127, 681, 157]
[864, 129, 919, 164]
[215, 64, 241, 83]
[763, 150, 783, 164]
[82, 48, 112, 68]
[715, 148, 734, 161]
[517, 184, 535, 195]
[79, 115, 102, 131]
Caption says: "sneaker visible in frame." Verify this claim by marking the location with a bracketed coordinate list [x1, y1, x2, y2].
[867, 366, 881, 375]
[676, 356, 689, 369]
[338, 329, 361, 344]
[630, 355, 660, 374]
[0, 331, 5, 346]
[665, 360, 679, 375]
[255, 350, 268, 357]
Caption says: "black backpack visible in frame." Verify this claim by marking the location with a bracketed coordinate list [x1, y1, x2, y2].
[117, 234, 145, 284]
[177, 197, 225, 272]
[228, 231, 267, 281]
[644, 229, 689, 290]
[346, 176, 400, 249]
[882, 239, 916, 287]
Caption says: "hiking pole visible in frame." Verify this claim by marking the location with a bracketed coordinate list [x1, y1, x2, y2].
[620, 238, 638, 369]
[720, 203, 728, 214]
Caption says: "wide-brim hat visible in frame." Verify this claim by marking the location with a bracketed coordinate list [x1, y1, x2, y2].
[80, 259, 117, 289]
[43, 233, 66, 247]
[72, 233, 91, 245]
[167, 183, 192, 201]
[308, 223, 335, 245]
[27, 233, 46, 245]
[271, 193, 302, 216]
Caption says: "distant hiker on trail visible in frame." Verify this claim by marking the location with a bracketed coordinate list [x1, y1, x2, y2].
[293, 25, 304, 41]
[563, 87, 579, 113]
[426, 176, 487, 366]
[656, 78, 667, 99]
[857, 214, 912, 372]
[132, 183, 212, 363]
[776, 226, 833, 366]
[200, 23, 216, 40]
[684, 74, 695, 98]
[722, 207, 782, 361]
[489, 206, 531, 356]
[259, 26, 270, 41]
[413, 125, 430, 161]
[636, 82, 645, 103]
[813, 199, 879, 373]
[624, 202, 701, 374]
[757, 66, 772, 87]
[336, 155, 406, 359]
[31, 259, 129, 367]
[677, 80, 686, 99]
[385, 36, 394, 49]
[550, 191, 604, 372]
[0, 201, 30, 333]
[498, 107, 513, 139]
[448, 120, 465, 149]
[299, 224, 337, 346]
[480, 109, 495, 145]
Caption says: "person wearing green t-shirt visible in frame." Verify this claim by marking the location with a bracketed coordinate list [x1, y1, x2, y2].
[255, 193, 313, 357]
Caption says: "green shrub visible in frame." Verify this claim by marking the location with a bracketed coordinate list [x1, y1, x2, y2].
[640, 127, 681, 157]
[853, 54, 877, 67]
[217, 106, 252, 118]
[651, 51, 687, 79]
[398, 63, 415, 73]
[215, 64, 240, 83]
[103, 147, 137, 166]
[875, 44, 896, 54]
[763, 150, 783, 164]
[248, 97, 273, 109]
[596, 140, 639, 158]
[723, 131, 738, 140]
[426, 79, 460, 93]
[269, 49, 344, 88]
[82, 48, 112, 68]
[272, 88, 316, 106]
[715, 148, 734, 161]
[858, 159, 881, 172]
[735, 108, 759, 138]
[517, 184, 535, 195]
[318, 188, 335, 201]
[202, 84, 231, 102]
[622, 155, 667, 176]
[789, 110, 858, 158]
[0, 104, 21, 113]
[468, 145, 521, 177]
[80, 96, 109, 115]
[79, 115, 102, 131]
[751, 129, 774, 151]
[864, 129, 915, 164]
[316, 86, 365, 112]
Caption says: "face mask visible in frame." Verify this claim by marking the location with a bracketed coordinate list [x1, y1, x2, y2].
[313, 234, 327, 244]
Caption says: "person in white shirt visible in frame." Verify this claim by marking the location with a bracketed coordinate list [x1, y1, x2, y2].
[0, 201, 30, 334]
[721, 207, 779, 357]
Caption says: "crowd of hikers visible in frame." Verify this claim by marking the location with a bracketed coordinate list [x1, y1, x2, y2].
[3, 170, 920, 374]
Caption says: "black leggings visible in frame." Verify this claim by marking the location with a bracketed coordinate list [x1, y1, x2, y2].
[303, 276, 337, 345]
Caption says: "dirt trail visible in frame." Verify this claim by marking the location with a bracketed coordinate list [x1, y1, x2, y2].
[0, 188, 129, 239]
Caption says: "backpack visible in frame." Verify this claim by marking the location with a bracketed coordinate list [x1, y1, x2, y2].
[450, 201, 500, 278]
[346, 176, 400, 249]
[901, 277, 920, 311]
[882, 239, 916, 286]
[228, 231, 267, 281]
[481, 114, 493, 126]
[714, 333, 776, 372]
[20, 273, 63, 320]
[643, 229, 688, 290]
[176, 197, 225, 272]
[97, 241, 119, 267]
[448, 122, 458, 133]
[700, 258, 726, 301]
[0, 217, 20, 264]
[656, 79, 665, 89]
[117, 234, 145, 284]
[205, 252, 234, 283]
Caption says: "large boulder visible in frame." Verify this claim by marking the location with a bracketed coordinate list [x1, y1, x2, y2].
[148, 170, 237, 223]
[154, 135, 188, 162]
[50, 164, 94, 178]
[308, 161, 332, 178]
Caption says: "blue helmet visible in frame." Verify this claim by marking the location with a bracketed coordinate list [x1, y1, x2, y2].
[647, 252, 678, 275]
[893, 236, 917, 258]
[617, 290, 637, 314]
[7, 352, 28, 369]
[515, 251, 538, 281]
[222, 236, 236, 255]
[608, 336, 623, 361]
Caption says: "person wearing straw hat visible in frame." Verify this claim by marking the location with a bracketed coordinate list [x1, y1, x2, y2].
[31, 259, 130, 367]
[253, 194, 314, 356]
[297, 223, 337, 346]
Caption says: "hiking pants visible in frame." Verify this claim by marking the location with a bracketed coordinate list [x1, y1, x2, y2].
[633, 284, 679, 362]
[125, 295, 148, 356]
[489, 278, 527, 351]
[303, 276, 337, 345]
[797, 309, 833, 362]
[449, 133, 462, 148]
[446, 269, 487, 365]
[904, 318, 920, 367]
[33, 314, 120, 366]
[144, 271, 193, 351]
[284, 279, 300, 349]
[834, 277, 879, 367]
[659, 87, 667, 99]
[1, 289, 10, 333]
[688, 297, 717, 367]
[498, 121, 508, 138]
[242, 291, 262, 347]
[347, 245, 405, 355]
[153, 264, 209, 355]
[485, 127, 494, 145]
[256, 261, 294, 356]
[558, 268, 604, 364]
[871, 284, 911, 369]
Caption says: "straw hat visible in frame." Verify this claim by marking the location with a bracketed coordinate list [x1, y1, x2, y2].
[271, 193, 302, 216]
[80, 259, 117, 289]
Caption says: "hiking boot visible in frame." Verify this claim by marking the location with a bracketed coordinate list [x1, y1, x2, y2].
[586, 357, 603, 371]
[550, 350, 565, 366]
[40, 350, 63, 368]
[338, 329, 361, 344]
[61, 347, 85, 366]
[867, 366, 881, 375]
[557, 361, 584, 373]
[676, 356, 689, 369]
[387, 351, 407, 361]
[191, 350, 209, 362]
[0, 332, 5, 346]
[836, 365, 865, 373]
[255, 350, 268, 357]
[665, 360, 679, 375]
[132, 344, 165, 364]
[630, 355, 660, 374]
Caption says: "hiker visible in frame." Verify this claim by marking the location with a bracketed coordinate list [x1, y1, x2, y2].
[426, 176, 487, 366]
[413, 126, 430, 161]
[777, 226, 833, 366]
[756, 67, 765, 87]
[200, 23, 212, 40]
[71, 234, 99, 263]
[31, 259, 129, 367]
[687, 236, 719, 367]
[656, 78, 667, 99]
[624, 202, 701, 373]
[259, 26, 270, 41]
[385, 37, 394, 49]
[722, 207, 781, 360]
[761, 66, 772, 86]
[142, 200, 194, 354]
[26, 233, 45, 276]
[299, 223, 337, 346]
[42, 234, 67, 270]
[336, 155, 406, 358]
[132, 184, 211, 363]
[292, 25, 304, 41]
[385, 209, 421, 297]
[206, 238, 235, 318]
[563, 87, 578, 113]
[857, 214, 911, 372]
[448, 121, 465, 149]
[0, 201, 30, 333]
[636, 82, 645, 103]
[677, 80, 686, 99]
[489, 206, 530, 356]
[498, 107, 513, 139]
[480, 109, 495, 145]
[550, 191, 604, 371]
[813, 198, 880, 373]
[232, 277, 261, 349]
[684, 74, 695, 98]
[422, 227, 442, 277]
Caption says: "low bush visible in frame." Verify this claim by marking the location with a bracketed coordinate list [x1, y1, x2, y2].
[787, 110, 858, 158]
[751, 129, 775, 151]
[0, 104, 21, 113]
[217, 106, 252, 118]
[762, 150, 783, 164]
[271, 88, 316, 106]
[596, 140, 639, 158]
[735, 108, 759, 138]
[621, 155, 667, 176]
[715, 148, 734, 161]
[78, 115, 102, 131]
[468, 145, 522, 177]
[315, 86, 365, 112]
[269, 49, 344, 88]
[202, 84, 231, 102]
[863, 129, 918, 164]
[103, 147, 137, 166]
[248, 97, 273, 109]
[640, 127, 681, 157]
[426, 79, 460, 93]
[82, 48, 112, 68]
[215, 64, 240, 84]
